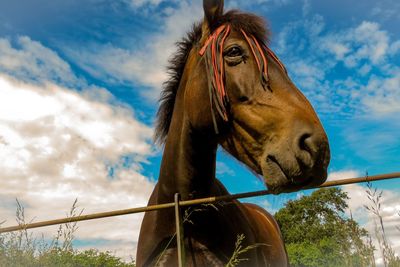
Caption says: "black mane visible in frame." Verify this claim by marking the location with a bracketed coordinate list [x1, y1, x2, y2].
[154, 10, 270, 145]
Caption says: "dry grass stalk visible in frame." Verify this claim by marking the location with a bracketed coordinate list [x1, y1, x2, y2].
[364, 181, 400, 267]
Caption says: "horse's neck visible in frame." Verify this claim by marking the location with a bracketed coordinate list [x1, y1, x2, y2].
[157, 107, 217, 202]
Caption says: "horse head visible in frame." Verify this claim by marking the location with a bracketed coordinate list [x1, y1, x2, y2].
[182, 0, 330, 194]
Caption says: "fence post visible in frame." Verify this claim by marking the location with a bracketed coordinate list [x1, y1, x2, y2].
[174, 193, 185, 267]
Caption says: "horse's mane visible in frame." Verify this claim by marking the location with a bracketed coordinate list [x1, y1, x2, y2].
[154, 10, 270, 145]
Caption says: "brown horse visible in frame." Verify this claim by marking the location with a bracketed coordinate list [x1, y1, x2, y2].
[137, 1, 330, 266]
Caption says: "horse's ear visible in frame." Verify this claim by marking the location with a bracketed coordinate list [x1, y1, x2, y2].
[203, 0, 224, 28]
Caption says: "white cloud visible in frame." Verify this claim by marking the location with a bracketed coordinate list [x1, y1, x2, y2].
[321, 21, 400, 115]
[246, 0, 292, 5]
[301, 0, 311, 17]
[216, 161, 235, 176]
[370, 1, 400, 21]
[0, 74, 155, 259]
[324, 42, 350, 60]
[62, 43, 166, 95]
[275, 14, 400, 117]
[362, 72, 400, 115]
[389, 40, 400, 55]
[328, 169, 360, 181]
[0, 36, 82, 88]
[130, 0, 164, 8]
[321, 21, 390, 67]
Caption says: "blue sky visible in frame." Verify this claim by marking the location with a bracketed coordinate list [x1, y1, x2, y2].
[0, 0, 399, 263]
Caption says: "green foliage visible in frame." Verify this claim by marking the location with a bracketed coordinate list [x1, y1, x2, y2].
[0, 246, 136, 267]
[38, 249, 135, 267]
[0, 199, 136, 267]
[286, 238, 343, 267]
[275, 188, 375, 267]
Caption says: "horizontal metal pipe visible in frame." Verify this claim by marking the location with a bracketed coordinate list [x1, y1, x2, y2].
[1, 172, 399, 234]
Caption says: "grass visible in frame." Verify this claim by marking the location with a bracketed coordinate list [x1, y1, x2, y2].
[0, 199, 136, 267]
[225, 233, 268, 267]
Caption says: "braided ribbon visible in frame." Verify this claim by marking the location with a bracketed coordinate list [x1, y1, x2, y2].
[199, 25, 231, 134]
[199, 25, 286, 134]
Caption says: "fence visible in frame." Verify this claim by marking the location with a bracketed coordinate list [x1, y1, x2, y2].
[1, 172, 400, 266]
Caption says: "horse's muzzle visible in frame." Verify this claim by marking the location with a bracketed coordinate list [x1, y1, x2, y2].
[260, 122, 330, 194]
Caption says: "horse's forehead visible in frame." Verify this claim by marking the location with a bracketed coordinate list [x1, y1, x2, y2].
[223, 30, 248, 45]
[226, 29, 242, 39]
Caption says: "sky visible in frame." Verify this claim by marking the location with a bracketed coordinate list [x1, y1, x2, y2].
[0, 0, 399, 264]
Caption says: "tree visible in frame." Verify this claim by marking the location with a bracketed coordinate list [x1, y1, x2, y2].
[275, 188, 375, 267]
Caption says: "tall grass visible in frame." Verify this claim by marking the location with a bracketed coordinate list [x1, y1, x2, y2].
[225, 233, 267, 267]
[0, 199, 135, 267]
[365, 182, 400, 267]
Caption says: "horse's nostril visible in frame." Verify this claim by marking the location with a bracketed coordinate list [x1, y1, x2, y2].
[299, 133, 312, 153]
[296, 128, 330, 172]
[296, 132, 316, 169]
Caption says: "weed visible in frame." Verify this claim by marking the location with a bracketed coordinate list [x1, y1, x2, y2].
[364, 182, 400, 267]
[225, 233, 268, 267]
[0, 199, 134, 267]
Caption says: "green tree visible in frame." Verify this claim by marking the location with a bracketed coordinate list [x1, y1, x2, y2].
[275, 188, 374, 267]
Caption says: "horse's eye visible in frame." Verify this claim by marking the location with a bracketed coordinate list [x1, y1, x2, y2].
[225, 46, 243, 57]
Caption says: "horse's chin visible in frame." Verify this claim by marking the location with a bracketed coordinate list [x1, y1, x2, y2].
[259, 158, 328, 195]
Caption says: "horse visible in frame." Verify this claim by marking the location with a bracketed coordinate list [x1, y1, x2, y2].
[137, 1, 330, 266]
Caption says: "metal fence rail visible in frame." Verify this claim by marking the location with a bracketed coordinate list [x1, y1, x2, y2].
[1, 172, 399, 234]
